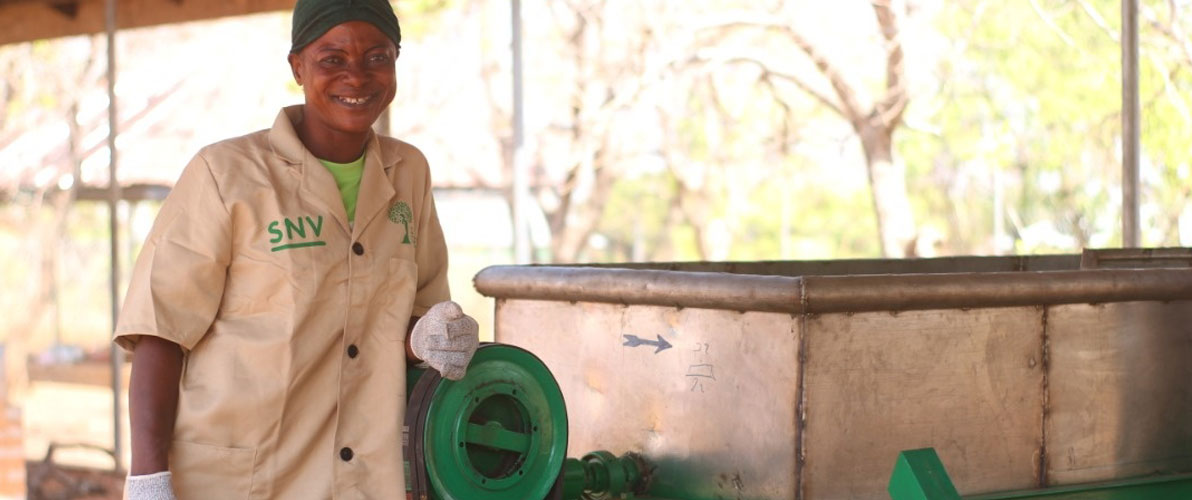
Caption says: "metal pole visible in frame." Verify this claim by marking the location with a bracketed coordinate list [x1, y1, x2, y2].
[106, 0, 125, 472]
[1122, 0, 1141, 247]
[511, 0, 530, 263]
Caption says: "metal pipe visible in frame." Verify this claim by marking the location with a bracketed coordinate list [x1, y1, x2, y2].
[475, 265, 802, 313]
[510, 0, 530, 264]
[569, 254, 1079, 275]
[801, 268, 1192, 313]
[105, 0, 124, 472]
[473, 265, 1192, 314]
[1122, 0, 1141, 247]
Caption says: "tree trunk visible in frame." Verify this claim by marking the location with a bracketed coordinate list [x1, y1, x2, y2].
[859, 123, 916, 257]
[548, 152, 617, 263]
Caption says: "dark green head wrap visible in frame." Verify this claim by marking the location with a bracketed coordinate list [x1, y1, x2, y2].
[291, 0, 402, 54]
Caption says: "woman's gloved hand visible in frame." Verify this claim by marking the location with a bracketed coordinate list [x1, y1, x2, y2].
[410, 301, 479, 380]
[126, 471, 178, 500]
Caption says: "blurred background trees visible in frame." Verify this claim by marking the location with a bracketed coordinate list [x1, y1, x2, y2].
[1, 0, 1191, 371]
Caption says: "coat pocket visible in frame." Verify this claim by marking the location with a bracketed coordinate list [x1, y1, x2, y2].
[170, 440, 256, 500]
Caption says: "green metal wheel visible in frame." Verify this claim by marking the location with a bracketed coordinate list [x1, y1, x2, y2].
[423, 344, 569, 500]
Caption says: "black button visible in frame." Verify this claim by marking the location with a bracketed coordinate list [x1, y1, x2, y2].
[340, 447, 353, 461]
[347, 344, 359, 358]
[352, 242, 364, 255]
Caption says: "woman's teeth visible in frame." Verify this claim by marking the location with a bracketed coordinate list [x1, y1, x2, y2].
[337, 96, 371, 105]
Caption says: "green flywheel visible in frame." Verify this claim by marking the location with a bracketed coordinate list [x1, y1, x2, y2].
[422, 344, 569, 500]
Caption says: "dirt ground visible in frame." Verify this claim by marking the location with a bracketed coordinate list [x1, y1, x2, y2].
[25, 461, 123, 500]
[19, 365, 130, 500]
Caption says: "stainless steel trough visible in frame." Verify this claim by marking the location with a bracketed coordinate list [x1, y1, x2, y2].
[474, 249, 1192, 499]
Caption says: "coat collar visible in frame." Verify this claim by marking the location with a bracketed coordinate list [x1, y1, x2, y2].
[268, 105, 403, 238]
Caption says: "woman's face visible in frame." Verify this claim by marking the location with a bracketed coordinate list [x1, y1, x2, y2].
[288, 21, 398, 138]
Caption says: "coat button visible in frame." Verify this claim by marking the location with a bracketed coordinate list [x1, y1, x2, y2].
[347, 344, 359, 358]
[352, 242, 364, 255]
[340, 447, 353, 462]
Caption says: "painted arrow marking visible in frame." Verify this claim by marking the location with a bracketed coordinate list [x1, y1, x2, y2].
[622, 334, 673, 353]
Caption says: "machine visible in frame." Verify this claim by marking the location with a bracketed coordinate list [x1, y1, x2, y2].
[404, 343, 676, 500]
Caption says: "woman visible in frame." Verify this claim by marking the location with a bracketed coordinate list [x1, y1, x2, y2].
[115, 1, 479, 498]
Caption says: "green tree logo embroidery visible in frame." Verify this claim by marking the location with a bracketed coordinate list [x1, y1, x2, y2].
[388, 201, 415, 245]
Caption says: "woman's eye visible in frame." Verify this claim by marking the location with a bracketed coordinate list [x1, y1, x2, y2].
[321, 57, 343, 65]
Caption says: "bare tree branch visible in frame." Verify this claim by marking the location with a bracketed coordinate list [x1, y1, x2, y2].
[1145, 50, 1192, 126]
[533, 0, 673, 261]
[872, 0, 909, 130]
[1167, 0, 1192, 66]
[699, 17, 866, 125]
[1076, 0, 1119, 42]
[1029, 0, 1077, 48]
[755, 70, 801, 155]
[1142, 1, 1192, 68]
[699, 9, 918, 256]
[692, 50, 846, 117]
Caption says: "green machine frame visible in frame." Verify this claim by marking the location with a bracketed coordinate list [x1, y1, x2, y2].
[889, 448, 1192, 500]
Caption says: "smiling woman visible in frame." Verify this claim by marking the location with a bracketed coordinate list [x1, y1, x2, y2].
[288, 20, 399, 162]
[113, 0, 480, 499]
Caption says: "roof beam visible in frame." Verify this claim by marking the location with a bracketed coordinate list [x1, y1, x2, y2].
[0, 0, 293, 46]
[50, 1, 79, 18]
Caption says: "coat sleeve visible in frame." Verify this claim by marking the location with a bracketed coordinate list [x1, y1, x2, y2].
[114, 151, 232, 352]
[410, 157, 451, 318]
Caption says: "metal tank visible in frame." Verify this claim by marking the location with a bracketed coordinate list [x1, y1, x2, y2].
[473, 248, 1192, 500]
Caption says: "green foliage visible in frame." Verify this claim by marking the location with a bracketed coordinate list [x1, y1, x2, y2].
[734, 179, 880, 260]
[591, 173, 675, 261]
[393, 0, 459, 40]
[896, 0, 1192, 253]
[592, 155, 882, 262]
[1137, 20, 1192, 244]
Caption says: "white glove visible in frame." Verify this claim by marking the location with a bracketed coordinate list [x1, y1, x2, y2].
[125, 471, 177, 500]
[410, 301, 479, 381]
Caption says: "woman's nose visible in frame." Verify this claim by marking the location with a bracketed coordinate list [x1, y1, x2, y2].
[341, 60, 368, 84]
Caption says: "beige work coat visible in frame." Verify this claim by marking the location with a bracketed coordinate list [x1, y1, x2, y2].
[115, 105, 451, 499]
